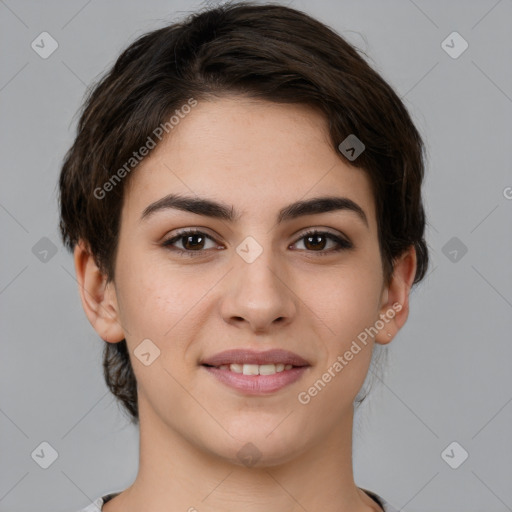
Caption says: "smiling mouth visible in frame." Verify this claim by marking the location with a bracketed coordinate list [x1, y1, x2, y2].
[202, 363, 295, 375]
[201, 363, 309, 394]
[200, 348, 311, 393]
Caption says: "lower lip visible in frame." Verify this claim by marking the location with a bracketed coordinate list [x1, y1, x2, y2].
[202, 366, 309, 394]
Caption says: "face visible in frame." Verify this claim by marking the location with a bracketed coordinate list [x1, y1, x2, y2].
[103, 97, 398, 466]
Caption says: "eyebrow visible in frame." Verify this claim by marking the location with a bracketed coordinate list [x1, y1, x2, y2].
[140, 193, 368, 227]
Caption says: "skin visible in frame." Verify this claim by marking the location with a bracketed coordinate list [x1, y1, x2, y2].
[74, 96, 416, 512]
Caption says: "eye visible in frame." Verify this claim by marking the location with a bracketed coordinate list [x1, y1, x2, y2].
[162, 228, 353, 257]
[290, 229, 353, 255]
[162, 229, 220, 256]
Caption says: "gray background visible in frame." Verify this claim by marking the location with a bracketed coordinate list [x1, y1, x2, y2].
[1, 0, 511, 511]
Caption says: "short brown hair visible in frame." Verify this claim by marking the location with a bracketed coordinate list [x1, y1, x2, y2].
[58, 1, 429, 424]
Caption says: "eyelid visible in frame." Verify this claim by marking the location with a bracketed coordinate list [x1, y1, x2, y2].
[293, 226, 348, 240]
[162, 228, 219, 249]
[162, 227, 353, 255]
[291, 228, 353, 251]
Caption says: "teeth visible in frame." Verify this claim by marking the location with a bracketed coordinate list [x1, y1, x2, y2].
[218, 363, 296, 374]
[242, 364, 259, 375]
[260, 364, 279, 375]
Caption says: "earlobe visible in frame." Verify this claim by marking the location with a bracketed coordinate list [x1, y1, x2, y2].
[73, 240, 125, 343]
[375, 245, 417, 344]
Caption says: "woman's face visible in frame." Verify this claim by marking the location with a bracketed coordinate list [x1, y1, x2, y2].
[109, 96, 395, 465]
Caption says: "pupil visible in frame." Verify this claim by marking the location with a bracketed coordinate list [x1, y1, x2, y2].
[305, 234, 325, 250]
[184, 234, 204, 250]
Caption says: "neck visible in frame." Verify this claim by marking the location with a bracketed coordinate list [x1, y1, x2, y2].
[110, 397, 381, 512]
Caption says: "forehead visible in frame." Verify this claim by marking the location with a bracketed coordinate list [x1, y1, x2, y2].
[122, 97, 376, 228]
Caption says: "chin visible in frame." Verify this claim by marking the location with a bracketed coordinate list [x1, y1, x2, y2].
[210, 420, 309, 469]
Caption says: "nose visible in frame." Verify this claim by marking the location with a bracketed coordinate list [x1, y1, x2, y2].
[219, 245, 297, 334]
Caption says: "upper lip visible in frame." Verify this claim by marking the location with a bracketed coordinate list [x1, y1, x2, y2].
[201, 349, 310, 367]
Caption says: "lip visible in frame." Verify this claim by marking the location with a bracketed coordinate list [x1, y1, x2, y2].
[200, 349, 311, 395]
[200, 349, 310, 367]
[202, 365, 309, 394]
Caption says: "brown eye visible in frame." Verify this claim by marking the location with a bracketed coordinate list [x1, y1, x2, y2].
[162, 229, 219, 255]
[162, 228, 353, 258]
[180, 233, 206, 250]
[303, 233, 328, 251]
[292, 230, 353, 254]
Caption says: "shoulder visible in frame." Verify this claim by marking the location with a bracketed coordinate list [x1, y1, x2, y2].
[74, 491, 121, 512]
[74, 495, 103, 512]
[361, 487, 400, 512]
[78, 489, 399, 512]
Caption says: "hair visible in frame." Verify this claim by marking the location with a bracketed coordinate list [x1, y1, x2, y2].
[58, 1, 429, 425]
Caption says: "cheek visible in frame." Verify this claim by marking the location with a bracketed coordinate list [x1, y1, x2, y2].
[115, 256, 213, 367]
[301, 271, 381, 407]
[304, 258, 383, 395]
[114, 253, 184, 338]
[311, 260, 383, 336]
[115, 264, 198, 396]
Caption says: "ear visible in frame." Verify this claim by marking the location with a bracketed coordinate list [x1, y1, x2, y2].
[73, 239, 125, 343]
[374, 245, 417, 345]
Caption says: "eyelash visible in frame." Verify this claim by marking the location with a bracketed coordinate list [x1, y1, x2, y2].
[162, 228, 353, 257]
